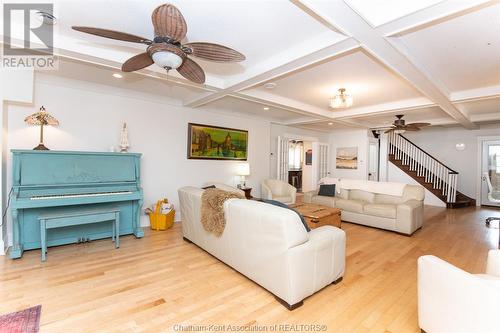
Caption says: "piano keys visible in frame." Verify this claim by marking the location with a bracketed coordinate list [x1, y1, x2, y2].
[10, 150, 144, 259]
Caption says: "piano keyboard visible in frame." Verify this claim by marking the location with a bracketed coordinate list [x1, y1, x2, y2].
[30, 191, 133, 200]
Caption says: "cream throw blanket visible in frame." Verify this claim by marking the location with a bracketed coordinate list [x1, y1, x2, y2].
[201, 188, 244, 237]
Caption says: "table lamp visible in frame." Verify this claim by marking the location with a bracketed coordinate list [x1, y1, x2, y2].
[236, 162, 250, 188]
[24, 106, 59, 150]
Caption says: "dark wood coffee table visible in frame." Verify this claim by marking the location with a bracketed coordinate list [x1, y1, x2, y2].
[290, 203, 341, 229]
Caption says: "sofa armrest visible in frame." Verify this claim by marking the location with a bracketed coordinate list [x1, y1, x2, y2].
[486, 250, 500, 277]
[261, 183, 273, 200]
[286, 226, 346, 304]
[303, 190, 318, 203]
[418, 255, 500, 333]
[396, 199, 424, 235]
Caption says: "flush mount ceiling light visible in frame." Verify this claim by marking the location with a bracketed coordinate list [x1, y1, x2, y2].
[263, 107, 269, 110]
[263, 82, 277, 89]
[330, 88, 353, 109]
[112, 73, 123, 79]
[328, 122, 333, 125]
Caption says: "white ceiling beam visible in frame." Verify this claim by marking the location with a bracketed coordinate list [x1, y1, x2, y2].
[233, 90, 333, 119]
[450, 85, 500, 103]
[183, 38, 360, 108]
[332, 97, 435, 119]
[378, 0, 493, 37]
[294, 0, 478, 129]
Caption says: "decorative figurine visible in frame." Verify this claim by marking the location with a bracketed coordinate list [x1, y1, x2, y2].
[120, 122, 130, 152]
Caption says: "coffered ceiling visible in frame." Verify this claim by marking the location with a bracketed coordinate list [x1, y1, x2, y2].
[2, 0, 499, 132]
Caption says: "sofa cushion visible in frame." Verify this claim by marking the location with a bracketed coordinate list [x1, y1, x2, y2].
[311, 195, 337, 207]
[318, 184, 336, 197]
[335, 199, 365, 213]
[374, 193, 402, 205]
[338, 188, 349, 199]
[363, 203, 397, 219]
[349, 189, 375, 203]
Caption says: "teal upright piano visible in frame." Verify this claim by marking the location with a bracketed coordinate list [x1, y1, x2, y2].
[10, 150, 144, 259]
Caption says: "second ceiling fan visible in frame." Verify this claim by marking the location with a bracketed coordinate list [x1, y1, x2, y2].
[374, 115, 431, 134]
[72, 3, 245, 84]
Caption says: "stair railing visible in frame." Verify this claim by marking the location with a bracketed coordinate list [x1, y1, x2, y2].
[388, 132, 458, 203]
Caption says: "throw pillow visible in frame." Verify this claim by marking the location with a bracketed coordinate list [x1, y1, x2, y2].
[261, 199, 311, 232]
[318, 184, 336, 197]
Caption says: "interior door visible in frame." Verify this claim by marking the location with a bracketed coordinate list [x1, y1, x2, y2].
[368, 139, 379, 181]
[481, 140, 500, 206]
[312, 142, 330, 185]
[276, 136, 289, 182]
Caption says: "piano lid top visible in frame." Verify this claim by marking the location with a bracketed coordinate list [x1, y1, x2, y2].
[11, 150, 142, 157]
[12, 150, 141, 186]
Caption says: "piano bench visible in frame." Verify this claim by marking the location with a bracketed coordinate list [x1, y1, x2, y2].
[38, 207, 120, 262]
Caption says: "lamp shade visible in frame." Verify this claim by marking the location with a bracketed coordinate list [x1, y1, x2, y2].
[236, 162, 250, 176]
[24, 106, 59, 126]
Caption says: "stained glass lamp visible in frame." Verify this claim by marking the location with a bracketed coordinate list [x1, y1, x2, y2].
[24, 106, 59, 150]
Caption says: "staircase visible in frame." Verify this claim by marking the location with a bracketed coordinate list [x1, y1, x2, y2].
[388, 133, 475, 208]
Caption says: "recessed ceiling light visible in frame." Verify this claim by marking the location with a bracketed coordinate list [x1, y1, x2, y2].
[263, 82, 277, 89]
[328, 122, 333, 125]
[263, 107, 269, 110]
[113, 73, 123, 79]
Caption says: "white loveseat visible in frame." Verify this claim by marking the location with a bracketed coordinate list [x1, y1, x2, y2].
[418, 251, 500, 333]
[304, 179, 424, 235]
[178, 186, 346, 309]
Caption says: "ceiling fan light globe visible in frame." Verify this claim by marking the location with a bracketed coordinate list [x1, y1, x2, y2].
[152, 51, 183, 70]
[394, 129, 406, 134]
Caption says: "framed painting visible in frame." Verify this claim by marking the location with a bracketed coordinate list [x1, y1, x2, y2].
[336, 147, 358, 169]
[187, 123, 248, 160]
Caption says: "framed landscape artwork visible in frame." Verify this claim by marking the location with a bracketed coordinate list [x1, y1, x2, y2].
[336, 147, 358, 169]
[187, 123, 248, 160]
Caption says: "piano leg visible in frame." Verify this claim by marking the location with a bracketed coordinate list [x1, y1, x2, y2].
[10, 209, 23, 259]
[133, 198, 144, 238]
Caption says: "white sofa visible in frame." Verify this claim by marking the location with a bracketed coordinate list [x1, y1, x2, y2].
[304, 179, 424, 235]
[261, 179, 297, 204]
[178, 186, 346, 309]
[418, 250, 500, 333]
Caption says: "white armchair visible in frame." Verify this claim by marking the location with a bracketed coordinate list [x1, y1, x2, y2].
[261, 179, 297, 204]
[418, 250, 500, 333]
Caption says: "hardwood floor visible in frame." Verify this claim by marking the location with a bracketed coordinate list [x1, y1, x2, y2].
[1, 206, 499, 333]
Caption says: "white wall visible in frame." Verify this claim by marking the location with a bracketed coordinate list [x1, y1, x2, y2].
[5, 72, 271, 245]
[404, 124, 500, 200]
[329, 129, 370, 180]
[387, 163, 446, 207]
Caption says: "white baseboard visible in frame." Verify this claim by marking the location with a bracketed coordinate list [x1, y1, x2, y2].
[0, 239, 5, 256]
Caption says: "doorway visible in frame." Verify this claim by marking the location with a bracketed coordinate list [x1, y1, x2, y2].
[368, 138, 380, 181]
[481, 140, 500, 206]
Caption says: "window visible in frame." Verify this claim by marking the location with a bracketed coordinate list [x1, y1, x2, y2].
[288, 141, 303, 170]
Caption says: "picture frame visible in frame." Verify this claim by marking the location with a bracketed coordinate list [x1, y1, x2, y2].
[187, 123, 248, 160]
[336, 147, 358, 169]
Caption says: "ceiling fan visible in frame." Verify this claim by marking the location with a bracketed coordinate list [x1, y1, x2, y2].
[374, 115, 430, 134]
[72, 3, 245, 84]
